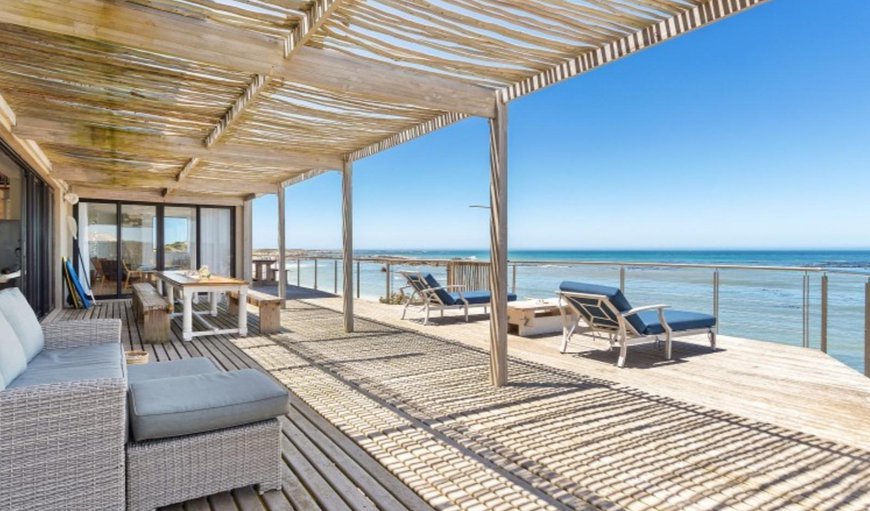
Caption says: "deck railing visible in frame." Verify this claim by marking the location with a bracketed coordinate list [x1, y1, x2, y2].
[254, 255, 870, 376]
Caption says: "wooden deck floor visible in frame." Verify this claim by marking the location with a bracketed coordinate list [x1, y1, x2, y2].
[45, 292, 870, 510]
[306, 294, 870, 453]
[44, 300, 433, 511]
[264, 285, 869, 510]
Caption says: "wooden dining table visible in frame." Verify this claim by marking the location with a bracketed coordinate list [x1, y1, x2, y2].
[153, 271, 248, 342]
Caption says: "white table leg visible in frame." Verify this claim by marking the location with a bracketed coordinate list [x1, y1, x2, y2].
[183, 291, 193, 341]
[238, 286, 248, 336]
[167, 285, 175, 312]
[156, 279, 164, 294]
[210, 292, 219, 316]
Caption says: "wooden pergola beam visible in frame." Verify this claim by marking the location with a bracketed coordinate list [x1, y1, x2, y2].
[286, 0, 345, 57]
[71, 185, 245, 206]
[163, 158, 202, 198]
[204, 75, 269, 148]
[13, 118, 344, 169]
[54, 166, 278, 194]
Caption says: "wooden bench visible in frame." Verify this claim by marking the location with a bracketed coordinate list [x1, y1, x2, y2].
[229, 289, 282, 334]
[132, 282, 172, 343]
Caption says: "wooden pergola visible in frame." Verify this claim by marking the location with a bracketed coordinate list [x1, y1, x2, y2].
[0, 0, 767, 386]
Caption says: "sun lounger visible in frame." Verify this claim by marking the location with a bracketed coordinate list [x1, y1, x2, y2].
[557, 281, 716, 367]
[399, 271, 517, 325]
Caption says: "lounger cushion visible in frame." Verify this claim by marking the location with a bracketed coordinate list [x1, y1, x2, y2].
[422, 274, 458, 306]
[127, 357, 219, 385]
[0, 312, 27, 390]
[128, 369, 289, 441]
[0, 288, 44, 361]
[8, 343, 124, 388]
[450, 291, 518, 305]
[558, 281, 644, 331]
[635, 310, 716, 336]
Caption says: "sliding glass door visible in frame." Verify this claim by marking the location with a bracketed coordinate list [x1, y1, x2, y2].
[121, 204, 158, 292]
[163, 206, 197, 271]
[201, 207, 232, 277]
[1, 142, 55, 317]
[76, 201, 234, 298]
[78, 202, 118, 297]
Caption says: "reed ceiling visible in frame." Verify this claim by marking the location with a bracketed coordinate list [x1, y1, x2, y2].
[0, 0, 764, 202]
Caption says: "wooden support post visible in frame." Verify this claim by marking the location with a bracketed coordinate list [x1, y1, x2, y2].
[342, 158, 354, 332]
[243, 199, 253, 283]
[488, 99, 508, 387]
[277, 185, 286, 306]
[386, 262, 392, 300]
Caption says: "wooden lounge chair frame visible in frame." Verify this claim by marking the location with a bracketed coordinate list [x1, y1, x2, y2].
[557, 290, 716, 368]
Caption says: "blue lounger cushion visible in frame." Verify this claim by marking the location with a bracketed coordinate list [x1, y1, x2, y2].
[8, 343, 124, 388]
[128, 369, 289, 442]
[127, 357, 219, 385]
[0, 288, 44, 362]
[558, 281, 642, 331]
[422, 274, 458, 305]
[634, 310, 716, 336]
[451, 291, 518, 305]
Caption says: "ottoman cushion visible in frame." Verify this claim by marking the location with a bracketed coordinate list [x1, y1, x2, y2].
[129, 369, 289, 441]
[127, 357, 219, 385]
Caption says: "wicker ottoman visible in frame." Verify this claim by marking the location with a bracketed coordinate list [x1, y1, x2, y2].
[125, 360, 287, 511]
[126, 419, 281, 511]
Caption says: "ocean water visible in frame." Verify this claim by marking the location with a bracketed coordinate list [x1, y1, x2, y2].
[281, 250, 870, 373]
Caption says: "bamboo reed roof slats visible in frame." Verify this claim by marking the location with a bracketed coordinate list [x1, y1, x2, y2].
[0, 0, 765, 201]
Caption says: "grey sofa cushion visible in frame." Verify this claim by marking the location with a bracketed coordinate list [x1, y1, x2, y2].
[0, 311, 27, 390]
[0, 288, 44, 361]
[127, 357, 219, 385]
[8, 343, 124, 388]
[129, 369, 289, 442]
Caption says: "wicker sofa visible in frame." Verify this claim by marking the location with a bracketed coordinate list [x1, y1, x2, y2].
[0, 288, 126, 511]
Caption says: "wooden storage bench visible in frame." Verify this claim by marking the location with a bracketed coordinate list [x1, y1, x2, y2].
[229, 290, 282, 334]
[132, 282, 172, 343]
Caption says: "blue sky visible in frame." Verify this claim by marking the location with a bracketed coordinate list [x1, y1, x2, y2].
[253, 0, 870, 250]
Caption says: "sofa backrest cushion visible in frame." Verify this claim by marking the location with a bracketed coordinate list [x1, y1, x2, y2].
[0, 288, 44, 361]
[0, 311, 27, 390]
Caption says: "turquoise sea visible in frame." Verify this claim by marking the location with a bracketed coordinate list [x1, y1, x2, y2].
[285, 250, 870, 373]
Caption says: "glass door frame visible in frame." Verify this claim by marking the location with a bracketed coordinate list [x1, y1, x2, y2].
[74, 199, 235, 298]
[0, 137, 55, 317]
